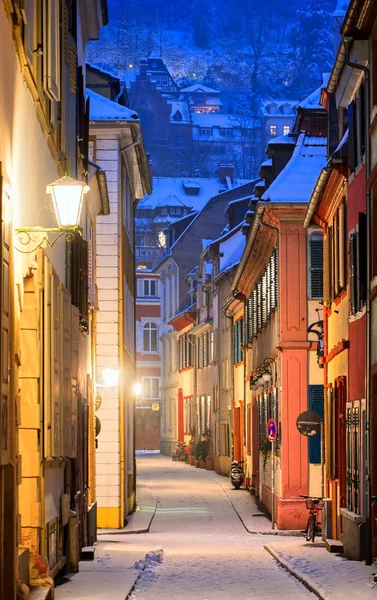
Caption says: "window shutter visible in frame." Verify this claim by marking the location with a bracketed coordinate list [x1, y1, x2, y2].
[348, 101, 357, 172]
[309, 235, 323, 300]
[270, 252, 276, 311]
[325, 387, 335, 479]
[43, 0, 61, 101]
[323, 230, 330, 306]
[349, 233, 356, 314]
[274, 249, 278, 308]
[0, 183, 10, 465]
[257, 281, 262, 332]
[333, 215, 339, 298]
[358, 212, 367, 310]
[267, 260, 271, 318]
[252, 290, 257, 334]
[262, 272, 267, 326]
[338, 203, 345, 289]
[62, 287, 72, 457]
[359, 83, 365, 157]
[47, 265, 63, 457]
[247, 296, 253, 342]
[70, 305, 79, 458]
[308, 385, 324, 464]
[203, 332, 208, 366]
[137, 279, 143, 297]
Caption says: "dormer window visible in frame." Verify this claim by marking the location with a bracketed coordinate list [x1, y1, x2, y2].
[200, 128, 212, 137]
[270, 125, 277, 136]
[283, 125, 290, 135]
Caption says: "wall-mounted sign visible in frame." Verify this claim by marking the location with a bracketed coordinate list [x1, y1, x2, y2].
[152, 403, 160, 412]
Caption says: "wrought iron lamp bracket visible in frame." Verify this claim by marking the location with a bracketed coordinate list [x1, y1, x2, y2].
[15, 227, 81, 254]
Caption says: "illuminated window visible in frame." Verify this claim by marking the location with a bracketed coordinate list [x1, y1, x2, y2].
[158, 230, 167, 247]
[270, 125, 277, 136]
[283, 125, 290, 135]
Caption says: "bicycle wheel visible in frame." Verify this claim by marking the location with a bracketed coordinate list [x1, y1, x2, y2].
[306, 514, 316, 542]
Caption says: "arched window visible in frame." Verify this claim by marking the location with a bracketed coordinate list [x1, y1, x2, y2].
[143, 322, 158, 352]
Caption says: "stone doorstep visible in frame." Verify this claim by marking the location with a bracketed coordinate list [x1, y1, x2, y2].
[326, 538, 344, 553]
[81, 546, 96, 561]
[30, 587, 53, 600]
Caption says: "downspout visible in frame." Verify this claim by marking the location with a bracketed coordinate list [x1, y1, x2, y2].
[343, 36, 372, 563]
[223, 297, 236, 460]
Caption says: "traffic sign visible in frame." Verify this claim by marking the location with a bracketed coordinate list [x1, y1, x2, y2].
[267, 419, 277, 442]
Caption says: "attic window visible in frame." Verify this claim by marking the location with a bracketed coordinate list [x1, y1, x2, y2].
[283, 125, 290, 135]
[183, 182, 201, 196]
[172, 110, 183, 121]
[270, 125, 277, 136]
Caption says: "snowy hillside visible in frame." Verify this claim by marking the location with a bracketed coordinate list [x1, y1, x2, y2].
[88, 0, 338, 104]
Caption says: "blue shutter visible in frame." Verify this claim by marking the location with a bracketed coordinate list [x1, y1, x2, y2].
[308, 385, 324, 464]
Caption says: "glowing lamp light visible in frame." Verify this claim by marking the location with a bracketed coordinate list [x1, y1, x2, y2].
[262, 370, 272, 382]
[46, 176, 89, 229]
[133, 383, 142, 396]
[102, 368, 121, 387]
[128, 63, 134, 68]
[256, 376, 265, 387]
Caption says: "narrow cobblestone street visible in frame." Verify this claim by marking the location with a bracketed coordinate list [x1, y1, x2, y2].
[56, 454, 314, 599]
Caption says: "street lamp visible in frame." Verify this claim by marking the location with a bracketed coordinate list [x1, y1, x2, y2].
[15, 176, 89, 253]
[133, 382, 142, 396]
[102, 368, 121, 388]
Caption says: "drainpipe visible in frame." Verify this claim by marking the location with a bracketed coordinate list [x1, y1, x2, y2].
[223, 297, 236, 461]
[343, 36, 372, 564]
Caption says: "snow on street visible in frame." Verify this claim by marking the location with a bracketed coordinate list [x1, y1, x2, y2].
[99, 454, 314, 600]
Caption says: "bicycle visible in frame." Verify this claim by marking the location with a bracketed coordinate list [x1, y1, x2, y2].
[300, 495, 323, 542]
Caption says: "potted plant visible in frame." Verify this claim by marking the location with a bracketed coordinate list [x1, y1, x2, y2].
[188, 427, 196, 465]
[194, 441, 205, 468]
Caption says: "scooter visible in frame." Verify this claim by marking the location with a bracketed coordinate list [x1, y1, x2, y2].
[230, 460, 245, 490]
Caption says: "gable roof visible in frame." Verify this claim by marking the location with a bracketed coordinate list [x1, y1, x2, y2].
[180, 84, 220, 94]
[87, 89, 139, 120]
[262, 134, 327, 203]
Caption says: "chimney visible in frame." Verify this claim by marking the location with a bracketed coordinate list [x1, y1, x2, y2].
[219, 164, 226, 184]
[139, 58, 148, 79]
[227, 164, 234, 183]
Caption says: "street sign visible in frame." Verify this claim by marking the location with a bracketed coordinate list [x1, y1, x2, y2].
[152, 403, 160, 412]
[296, 410, 321, 437]
[267, 419, 277, 442]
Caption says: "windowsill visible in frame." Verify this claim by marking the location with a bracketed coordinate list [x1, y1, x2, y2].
[348, 305, 366, 324]
[348, 156, 366, 184]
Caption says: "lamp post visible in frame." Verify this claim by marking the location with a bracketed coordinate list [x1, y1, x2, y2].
[15, 176, 89, 253]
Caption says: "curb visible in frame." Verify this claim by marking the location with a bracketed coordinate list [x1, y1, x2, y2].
[264, 544, 327, 600]
[207, 472, 303, 537]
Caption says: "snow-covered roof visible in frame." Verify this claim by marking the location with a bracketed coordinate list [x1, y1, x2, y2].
[268, 134, 296, 146]
[87, 89, 138, 120]
[168, 100, 191, 124]
[260, 159, 272, 167]
[180, 84, 220, 94]
[298, 74, 330, 110]
[87, 62, 121, 80]
[206, 98, 223, 106]
[139, 176, 251, 212]
[219, 228, 245, 274]
[261, 134, 327, 204]
[202, 239, 212, 251]
[333, 0, 349, 16]
[260, 99, 298, 116]
[192, 113, 247, 129]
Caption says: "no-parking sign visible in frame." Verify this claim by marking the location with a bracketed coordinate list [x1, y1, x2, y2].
[267, 419, 277, 442]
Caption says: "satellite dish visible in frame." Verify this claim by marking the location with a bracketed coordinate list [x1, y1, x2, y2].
[296, 410, 321, 437]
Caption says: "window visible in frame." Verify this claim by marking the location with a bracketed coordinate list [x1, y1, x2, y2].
[348, 83, 366, 172]
[308, 233, 323, 300]
[142, 377, 160, 399]
[283, 125, 290, 135]
[158, 230, 167, 248]
[269, 125, 277, 136]
[244, 249, 278, 346]
[184, 396, 193, 434]
[323, 204, 346, 305]
[232, 318, 243, 365]
[308, 385, 324, 463]
[178, 334, 194, 370]
[257, 389, 278, 450]
[220, 422, 230, 456]
[144, 279, 157, 297]
[143, 322, 158, 352]
[200, 128, 212, 136]
[71, 235, 89, 332]
[349, 212, 367, 315]
[199, 395, 211, 433]
[220, 129, 233, 137]
[198, 331, 213, 369]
